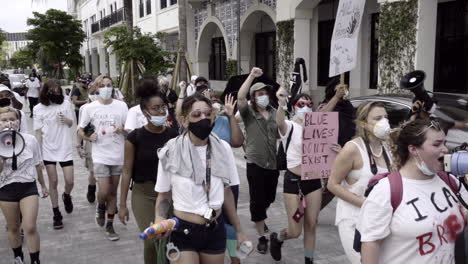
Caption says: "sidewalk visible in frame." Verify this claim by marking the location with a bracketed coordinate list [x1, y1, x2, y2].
[0, 115, 348, 264]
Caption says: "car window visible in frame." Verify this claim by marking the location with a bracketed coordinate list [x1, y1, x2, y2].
[350, 99, 410, 128]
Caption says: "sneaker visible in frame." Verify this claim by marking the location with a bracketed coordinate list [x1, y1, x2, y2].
[264, 223, 269, 233]
[53, 212, 63, 230]
[14, 256, 24, 264]
[62, 193, 73, 214]
[305, 257, 314, 264]
[269, 232, 283, 261]
[95, 206, 106, 227]
[257, 236, 268, 254]
[105, 225, 120, 241]
[87, 185, 96, 203]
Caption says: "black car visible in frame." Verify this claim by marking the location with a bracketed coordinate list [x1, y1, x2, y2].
[350, 93, 468, 149]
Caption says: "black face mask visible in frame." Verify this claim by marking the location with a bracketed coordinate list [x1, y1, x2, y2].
[0, 98, 11, 107]
[188, 118, 213, 140]
[49, 94, 64, 104]
[196, 85, 208, 92]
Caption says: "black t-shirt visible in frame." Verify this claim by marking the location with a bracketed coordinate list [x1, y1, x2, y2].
[127, 126, 178, 183]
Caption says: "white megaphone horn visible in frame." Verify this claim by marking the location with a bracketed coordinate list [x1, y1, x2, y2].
[0, 130, 25, 170]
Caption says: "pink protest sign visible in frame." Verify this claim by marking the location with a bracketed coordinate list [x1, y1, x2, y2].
[301, 112, 339, 180]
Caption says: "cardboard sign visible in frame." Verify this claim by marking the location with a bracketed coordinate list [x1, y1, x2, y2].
[301, 112, 339, 180]
[329, 0, 366, 77]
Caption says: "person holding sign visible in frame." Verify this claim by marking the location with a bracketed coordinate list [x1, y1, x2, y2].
[269, 87, 324, 264]
[327, 102, 393, 264]
[237, 67, 279, 254]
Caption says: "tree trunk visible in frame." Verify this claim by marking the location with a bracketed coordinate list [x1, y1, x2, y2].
[178, 0, 188, 82]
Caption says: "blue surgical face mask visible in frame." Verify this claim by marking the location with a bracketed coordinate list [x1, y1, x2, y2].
[147, 110, 167, 127]
[256, 95, 269, 108]
[98, 87, 113, 100]
[416, 150, 435, 176]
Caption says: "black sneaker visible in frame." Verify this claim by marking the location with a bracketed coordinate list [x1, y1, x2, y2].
[87, 185, 96, 203]
[96, 206, 106, 227]
[269, 232, 283, 261]
[257, 236, 268, 254]
[305, 257, 314, 264]
[62, 193, 73, 214]
[53, 212, 63, 230]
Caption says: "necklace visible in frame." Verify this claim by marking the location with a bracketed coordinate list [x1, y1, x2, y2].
[370, 144, 383, 158]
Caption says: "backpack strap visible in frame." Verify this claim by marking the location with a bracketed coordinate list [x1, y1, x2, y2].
[366, 171, 403, 212]
[285, 125, 294, 152]
[437, 171, 458, 194]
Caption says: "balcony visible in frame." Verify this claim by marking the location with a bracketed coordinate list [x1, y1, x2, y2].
[90, 8, 126, 34]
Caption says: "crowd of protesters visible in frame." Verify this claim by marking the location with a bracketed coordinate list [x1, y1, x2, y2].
[0, 67, 467, 264]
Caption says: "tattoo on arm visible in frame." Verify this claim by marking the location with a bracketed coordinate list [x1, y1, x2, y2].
[158, 199, 170, 218]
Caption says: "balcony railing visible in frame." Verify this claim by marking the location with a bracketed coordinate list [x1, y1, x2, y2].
[91, 8, 125, 34]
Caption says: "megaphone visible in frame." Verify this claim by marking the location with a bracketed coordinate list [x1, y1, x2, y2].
[0, 130, 25, 170]
[400, 70, 436, 113]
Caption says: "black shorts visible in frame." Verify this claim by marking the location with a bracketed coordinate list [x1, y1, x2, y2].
[170, 217, 226, 254]
[0, 182, 39, 202]
[283, 170, 322, 195]
[43, 160, 74, 167]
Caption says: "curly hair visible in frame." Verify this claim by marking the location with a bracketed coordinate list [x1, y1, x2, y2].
[39, 80, 62, 106]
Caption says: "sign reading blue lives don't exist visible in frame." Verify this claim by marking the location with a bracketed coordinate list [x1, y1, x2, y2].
[329, 0, 366, 77]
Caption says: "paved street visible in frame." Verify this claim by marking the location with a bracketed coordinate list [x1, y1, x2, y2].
[0, 111, 347, 264]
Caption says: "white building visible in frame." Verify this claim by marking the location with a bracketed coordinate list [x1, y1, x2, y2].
[69, 0, 126, 78]
[4, 33, 32, 60]
[278, 0, 468, 97]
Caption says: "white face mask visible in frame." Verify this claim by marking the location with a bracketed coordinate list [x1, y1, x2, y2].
[98, 87, 113, 100]
[256, 95, 269, 108]
[416, 150, 435, 176]
[294, 106, 313, 120]
[372, 118, 391, 140]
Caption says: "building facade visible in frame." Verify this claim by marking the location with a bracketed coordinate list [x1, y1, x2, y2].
[4, 33, 32, 60]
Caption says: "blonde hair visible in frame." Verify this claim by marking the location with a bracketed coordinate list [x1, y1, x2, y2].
[354, 101, 386, 139]
[0, 106, 20, 119]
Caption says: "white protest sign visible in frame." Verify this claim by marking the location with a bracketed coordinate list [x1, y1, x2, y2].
[329, 0, 366, 77]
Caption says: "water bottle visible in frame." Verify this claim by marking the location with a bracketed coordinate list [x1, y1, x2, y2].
[236, 241, 253, 259]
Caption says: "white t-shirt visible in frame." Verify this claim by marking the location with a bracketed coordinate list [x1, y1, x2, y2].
[0, 133, 42, 189]
[124, 104, 147, 132]
[33, 100, 74, 161]
[279, 120, 303, 168]
[155, 140, 240, 216]
[26, 79, 41, 98]
[359, 175, 468, 264]
[78, 100, 128, 166]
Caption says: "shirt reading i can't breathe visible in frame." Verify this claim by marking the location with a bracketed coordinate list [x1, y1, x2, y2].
[78, 100, 128, 166]
[359, 175, 468, 264]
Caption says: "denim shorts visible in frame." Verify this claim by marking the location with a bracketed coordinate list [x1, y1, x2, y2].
[93, 163, 123, 177]
[169, 217, 226, 254]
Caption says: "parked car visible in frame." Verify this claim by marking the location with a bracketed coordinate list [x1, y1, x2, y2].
[350, 93, 468, 150]
[8, 74, 28, 96]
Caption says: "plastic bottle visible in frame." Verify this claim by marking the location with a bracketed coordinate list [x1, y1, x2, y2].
[236, 241, 253, 259]
[139, 217, 179, 240]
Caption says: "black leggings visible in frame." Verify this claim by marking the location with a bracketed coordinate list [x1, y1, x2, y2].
[28, 97, 39, 117]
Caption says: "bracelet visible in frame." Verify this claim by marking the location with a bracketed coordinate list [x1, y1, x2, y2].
[178, 97, 184, 100]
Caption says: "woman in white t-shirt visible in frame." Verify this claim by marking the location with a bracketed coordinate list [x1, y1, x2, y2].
[154, 94, 247, 264]
[33, 80, 75, 230]
[0, 106, 48, 264]
[327, 101, 392, 264]
[26, 75, 41, 118]
[78, 75, 128, 241]
[271, 88, 333, 264]
[359, 119, 468, 264]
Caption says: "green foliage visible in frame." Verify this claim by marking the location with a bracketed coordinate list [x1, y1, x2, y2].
[378, 0, 418, 94]
[9, 48, 34, 69]
[226, 59, 237, 80]
[104, 26, 174, 77]
[277, 20, 294, 89]
[27, 9, 86, 79]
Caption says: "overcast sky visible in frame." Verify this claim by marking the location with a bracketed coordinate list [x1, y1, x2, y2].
[0, 0, 68, 33]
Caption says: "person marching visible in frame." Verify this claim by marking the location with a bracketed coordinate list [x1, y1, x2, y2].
[154, 93, 247, 264]
[78, 75, 128, 241]
[359, 119, 468, 264]
[237, 67, 279, 253]
[118, 78, 178, 263]
[25, 74, 41, 118]
[0, 106, 48, 264]
[33, 80, 75, 230]
[327, 101, 392, 264]
[269, 87, 325, 264]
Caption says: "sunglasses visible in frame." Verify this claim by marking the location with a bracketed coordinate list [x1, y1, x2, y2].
[295, 101, 314, 108]
[416, 120, 441, 136]
[190, 109, 213, 119]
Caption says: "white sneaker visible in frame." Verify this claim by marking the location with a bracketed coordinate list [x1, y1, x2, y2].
[14, 256, 24, 264]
